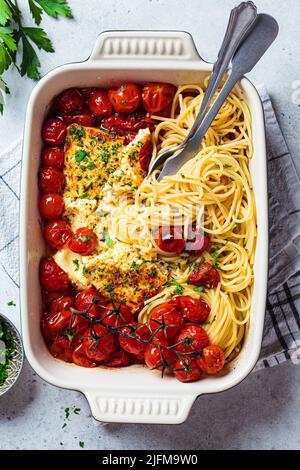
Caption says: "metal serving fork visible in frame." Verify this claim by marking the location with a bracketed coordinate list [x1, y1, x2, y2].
[147, 1, 258, 178]
[154, 13, 278, 182]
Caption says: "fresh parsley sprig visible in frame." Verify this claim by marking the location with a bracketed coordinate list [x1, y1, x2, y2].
[0, 0, 73, 113]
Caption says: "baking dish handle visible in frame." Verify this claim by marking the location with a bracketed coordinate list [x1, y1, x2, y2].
[89, 31, 204, 62]
[85, 391, 195, 424]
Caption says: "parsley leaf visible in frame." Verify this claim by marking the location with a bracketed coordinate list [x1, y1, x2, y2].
[0, 1, 14, 26]
[22, 27, 54, 53]
[28, 0, 43, 25]
[34, 0, 73, 21]
[79, 441, 85, 449]
[20, 33, 41, 79]
[104, 232, 114, 247]
[72, 259, 80, 272]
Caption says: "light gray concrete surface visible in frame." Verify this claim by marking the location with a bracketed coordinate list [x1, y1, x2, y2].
[0, 0, 300, 450]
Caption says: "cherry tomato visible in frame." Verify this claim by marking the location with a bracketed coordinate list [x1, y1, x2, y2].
[72, 341, 99, 368]
[154, 226, 185, 254]
[88, 89, 113, 117]
[69, 227, 97, 256]
[39, 194, 64, 220]
[79, 87, 98, 101]
[54, 88, 83, 115]
[42, 289, 71, 305]
[109, 83, 142, 114]
[149, 302, 183, 341]
[41, 147, 64, 169]
[188, 262, 220, 288]
[41, 310, 72, 341]
[119, 322, 151, 356]
[186, 227, 210, 254]
[75, 287, 108, 318]
[197, 344, 225, 374]
[132, 350, 146, 364]
[102, 114, 154, 134]
[83, 324, 117, 361]
[50, 295, 73, 315]
[42, 118, 67, 146]
[48, 335, 73, 362]
[44, 219, 72, 250]
[103, 347, 132, 367]
[144, 339, 176, 370]
[39, 257, 69, 291]
[173, 356, 203, 383]
[174, 324, 209, 354]
[142, 83, 176, 113]
[138, 137, 152, 172]
[38, 166, 65, 194]
[63, 114, 95, 126]
[101, 302, 134, 328]
[175, 296, 210, 324]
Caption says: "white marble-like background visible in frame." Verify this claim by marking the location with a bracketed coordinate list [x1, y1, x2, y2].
[0, 0, 300, 450]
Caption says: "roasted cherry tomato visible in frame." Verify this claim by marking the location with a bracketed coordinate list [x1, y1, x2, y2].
[75, 287, 108, 318]
[83, 324, 117, 361]
[44, 219, 72, 250]
[72, 341, 99, 368]
[138, 137, 152, 172]
[186, 227, 210, 254]
[50, 295, 73, 315]
[42, 118, 67, 146]
[154, 226, 185, 254]
[54, 88, 83, 115]
[69, 227, 97, 255]
[42, 289, 72, 305]
[188, 262, 220, 288]
[142, 82, 176, 113]
[173, 356, 203, 383]
[102, 113, 154, 134]
[103, 347, 132, 367]
[41, 309, 72, 341]
[63, 114, 95, 126]
[79, 87, 98, 101]
[48, 335, 73, 362]
[38, 166, 65, 194]
[144, 339, 176, 371]
[39, 257, 69, 291]
[39, 194, 64, 220]
[119, 322, 151, 356]
[108, 83, 142, 114]
[174, 324, 209, 354]
[175, 296, 210, 324]
[101, 302, 134, 328]
[88, 89, 113, 117]
[197, 344, 225, 374]
[41, 147, 64, 169]
[149, 302, 183, 341]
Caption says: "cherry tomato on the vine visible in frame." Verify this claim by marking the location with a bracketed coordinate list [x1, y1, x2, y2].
[103, 348, 132, 367]
[197, 344, 225, 374]
[118, 322, 151, 356]
[63, 114, 95, 126]
[44, 219, 72, 250]
[83, 324, 117, 362]
[48, 335, 73, 362]
[50, 295, 73, 315]
[174, 324, 209, 354]
[149, 302, 183, 341]
[173, 356, 203, 383]
[144, 339, 176, 371]
[101, 302, 134, 328]
[38, 166, 65, 194]
[72, 341, 99, 368]
[75, 287, 108, 318]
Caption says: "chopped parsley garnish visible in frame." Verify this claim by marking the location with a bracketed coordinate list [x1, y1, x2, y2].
[211, 250, 223, 271]
[7, 300, 16, 306]
[80, 235, 93, 243]
[120, 84, 126, 89]
[64, 407, 70, 420]
[74, 407, 81, 415]
[193, 286, 206, 293]
[170, 279, 184, 295]
[87, 162, 95, 170]
[101, 137, 107, 144]
[231, 223, 238, 230]
[122, 99, 127, 105]
[75, 150, 89, 163]
[70, 125, 86, 139]
[131, 259, 145, 270]
[104, 232, 114, 247]
[180, 174, 186, 179]
[104, 283, 114, 293]
[73, 259, 80, 271]
[79, 441, 85, 449]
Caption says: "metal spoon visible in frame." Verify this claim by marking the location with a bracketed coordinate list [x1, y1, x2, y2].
[157, 13, 279, 181]
[147, 1, 258, 177]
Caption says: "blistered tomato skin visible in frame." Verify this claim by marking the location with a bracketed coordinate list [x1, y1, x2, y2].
[175, 296, 211, 324]
[54, 88, 83, 115]
[101, 302, 134, 328]
[144, 340, 176, 371]
[103, 348, 132, 367]
[149, 302, 183, 341]
[75, 287, 108, 318]
[88, 89, 113, 117]
[119, 322, 151, 356]
[186, 227, 210, 255]
[197, 344, 225, 374]
[39, 257, 69, 291]
[108, 83, 142, 114]
[41, 147, 65, 169]
[83, 324, 118, 361]
[173, 357, 203, 383]
[63, 114, 95, 126]
[188, 262, 220, 288]
[42, 118, 67, 146]
[138, 138, 153, 172]
[44, 219, 72, 250]
[174, 324, 209, 353]
[154, 226, 186, 254]
[49, 335, 73, 362]
[142, 83, 176, 113]
[38, 166, 65, 194]
[102, 114, 155, 134]
[69, 227, 97, 256]
[39, 194, 64, 220]
[50, 295, 73, 315]
[72, 342, 99, 368]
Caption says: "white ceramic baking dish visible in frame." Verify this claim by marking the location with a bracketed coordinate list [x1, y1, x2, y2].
[20, 31, 268, 424]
